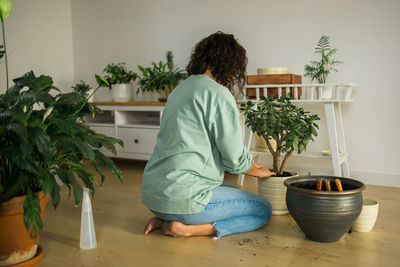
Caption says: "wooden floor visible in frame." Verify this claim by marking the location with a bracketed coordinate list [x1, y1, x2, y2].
[37, 159, 400, 267]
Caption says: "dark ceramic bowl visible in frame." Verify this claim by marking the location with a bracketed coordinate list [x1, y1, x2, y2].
[284, 175, 365, 243]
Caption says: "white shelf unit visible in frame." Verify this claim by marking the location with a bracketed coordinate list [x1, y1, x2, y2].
[85, 104, 165, 160]
[237, 83, 357, 186]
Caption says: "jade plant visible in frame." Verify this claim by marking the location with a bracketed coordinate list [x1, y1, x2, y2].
[0, 0, 123, 236]
[137, 51, 186, 95]
[240, 96, 320, 176]
[102, 62, 138, 88]
[304, 35, 343, 83]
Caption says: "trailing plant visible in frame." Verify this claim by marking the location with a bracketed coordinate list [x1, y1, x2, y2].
[304, 35, 343, 83]
[240, 95, 320, 175]
[72, 80, 92, 98]
[102, 62, 138, 87]
[137, 51, 186, 94]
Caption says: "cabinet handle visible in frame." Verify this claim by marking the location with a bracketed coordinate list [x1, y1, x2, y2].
[134, 139, 139, 144]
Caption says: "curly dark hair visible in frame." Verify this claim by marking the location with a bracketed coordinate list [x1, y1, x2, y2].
[186, 31, 247, 92]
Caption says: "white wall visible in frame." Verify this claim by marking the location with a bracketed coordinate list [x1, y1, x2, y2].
[70, 0, 400, 187]
[5, 0, 399, 187]
[0, 0, 74, 92]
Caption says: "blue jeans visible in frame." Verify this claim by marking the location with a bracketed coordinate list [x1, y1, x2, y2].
[152, 182, 272, 238]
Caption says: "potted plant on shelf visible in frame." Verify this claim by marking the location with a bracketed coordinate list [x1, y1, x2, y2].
[102, 62, 138, 102]
[137, 51, 186, 102]
[0, 3, 123, 264]
[304, 35, 343, 99]
[240, 95, 320, 215]
[72, 80, 94, 102]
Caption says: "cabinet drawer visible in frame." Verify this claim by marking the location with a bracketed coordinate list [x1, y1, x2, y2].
[117, 127, 158, 154]
[88, 125, 115, 138]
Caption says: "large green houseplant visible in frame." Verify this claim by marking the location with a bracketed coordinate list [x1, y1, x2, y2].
[0, 1, 122, 264]
[137, 51, 186, 101]
[240, 95, 320, 215]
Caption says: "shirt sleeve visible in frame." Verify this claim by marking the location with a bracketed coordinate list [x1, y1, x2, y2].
[208, 97, 253, 174]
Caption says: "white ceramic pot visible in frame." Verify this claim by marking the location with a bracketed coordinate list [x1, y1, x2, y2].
[351, 199, 379, 232]
[111, 84, 131, 102]
[317, 85, 333, 100]
[258, 172, 298, 215]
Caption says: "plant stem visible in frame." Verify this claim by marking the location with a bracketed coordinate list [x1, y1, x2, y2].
[279, 148, 294, 175]
[1, 17, 9, 89]
[87, 85, 101, 101]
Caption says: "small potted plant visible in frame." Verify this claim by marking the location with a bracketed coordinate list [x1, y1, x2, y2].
[240, 95, 320, 215]
[102, 62, 138, 102]
[72, 80, 94, 102]
[304, 35, 343, 99]
[137, 51, 186, 102]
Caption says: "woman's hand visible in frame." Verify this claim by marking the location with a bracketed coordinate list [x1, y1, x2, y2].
[245, 162, 276, 178]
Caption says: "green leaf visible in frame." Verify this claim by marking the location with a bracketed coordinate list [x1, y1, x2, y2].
[0, 0, 12, 20]
[30, 127, 53, 162]
[23, 188, 42, 237]
[52, 117, 75, 135]
[0, 173, 29, 202]
[95, 74, 110, 88]
[92, 160, 105, 185]
[95, 150, 123, 182]
[7, 122, 28, 142]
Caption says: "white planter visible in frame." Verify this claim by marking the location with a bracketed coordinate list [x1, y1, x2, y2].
[317, 85, 334, 100]
[258, 172, 298, 215]
[351, 199, 379, 232]
[111, 84, 131, 102]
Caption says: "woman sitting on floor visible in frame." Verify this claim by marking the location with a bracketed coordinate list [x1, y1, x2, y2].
[142, 31, 275, 238]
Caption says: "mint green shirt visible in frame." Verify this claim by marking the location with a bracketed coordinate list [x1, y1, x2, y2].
[141, 75, 253, 214]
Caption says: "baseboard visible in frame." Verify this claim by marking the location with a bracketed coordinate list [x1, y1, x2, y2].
[350, 170, 400, 188]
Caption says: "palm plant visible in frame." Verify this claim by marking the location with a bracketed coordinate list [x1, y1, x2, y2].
[304, 35, 343, 83]
[240, 96, 320, 175]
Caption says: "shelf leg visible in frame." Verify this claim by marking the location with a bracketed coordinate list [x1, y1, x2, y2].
[337, 103, 351, 177]
[324, 103, 342, 176]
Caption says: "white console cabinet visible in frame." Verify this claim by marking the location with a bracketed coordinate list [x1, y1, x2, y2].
[86, 102, 165, 160]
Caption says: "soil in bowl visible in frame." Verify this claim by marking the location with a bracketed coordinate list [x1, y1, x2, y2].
[293, 179, 357, 191]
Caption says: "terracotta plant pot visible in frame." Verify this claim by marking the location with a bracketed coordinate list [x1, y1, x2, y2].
[258, 172, 298, 215]
[284, 175, 365, 243]
[0, 192, 49, 266]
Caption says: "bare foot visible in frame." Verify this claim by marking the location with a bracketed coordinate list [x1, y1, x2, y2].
[161, 221, 188, 238]
[161, 221, 217, 238]
[144, 217, 164, 235]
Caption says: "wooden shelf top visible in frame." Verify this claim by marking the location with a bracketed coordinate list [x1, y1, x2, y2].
[90, 101, 166, 106]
